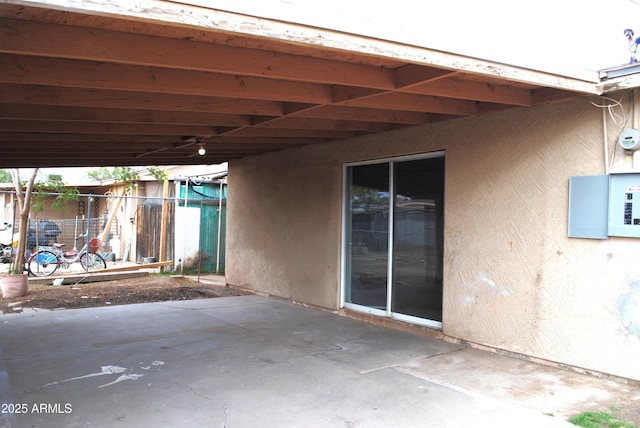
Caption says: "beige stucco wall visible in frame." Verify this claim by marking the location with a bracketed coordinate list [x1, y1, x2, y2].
[227, 93, 640, 381]
[226, 146, 342, 307]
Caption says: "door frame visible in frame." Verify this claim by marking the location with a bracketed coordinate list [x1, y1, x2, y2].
[340, 151, 445, 329]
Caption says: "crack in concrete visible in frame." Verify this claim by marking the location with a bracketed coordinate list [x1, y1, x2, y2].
[358, 348, 464, 375]
[179, 381, 230, 426]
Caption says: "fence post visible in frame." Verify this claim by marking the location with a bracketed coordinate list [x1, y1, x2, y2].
[180, 180, 189, 275]
[85, 195, 92, 273]
[159, 178, 169, 272]
[216, 180, 223, 273]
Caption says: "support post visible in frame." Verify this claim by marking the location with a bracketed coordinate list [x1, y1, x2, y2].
[159, 178, 169, 272]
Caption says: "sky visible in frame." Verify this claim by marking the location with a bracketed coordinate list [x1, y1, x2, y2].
[39, 168, 90, 183]
[3, 168, 92, 185]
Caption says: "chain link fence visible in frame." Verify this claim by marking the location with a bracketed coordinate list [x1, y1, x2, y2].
[1, 179, 226, 273]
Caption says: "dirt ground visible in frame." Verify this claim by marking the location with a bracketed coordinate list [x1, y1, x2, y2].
[0, 274, 251, 314]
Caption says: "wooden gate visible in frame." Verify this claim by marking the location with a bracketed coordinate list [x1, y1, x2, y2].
[136, 203, 174, 263]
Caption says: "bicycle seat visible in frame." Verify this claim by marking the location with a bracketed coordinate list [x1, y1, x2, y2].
[53, 243, 65, 249]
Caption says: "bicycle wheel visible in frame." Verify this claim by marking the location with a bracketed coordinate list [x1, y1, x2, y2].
[79, 252, 107, 272]
[28, 250, 59, 277]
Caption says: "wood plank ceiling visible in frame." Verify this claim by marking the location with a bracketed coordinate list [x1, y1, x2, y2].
[0, 2, 598, 168]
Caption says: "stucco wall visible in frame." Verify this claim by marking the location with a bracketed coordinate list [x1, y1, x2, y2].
[226, 147, 342, 308]
[227, 94, 640, 380]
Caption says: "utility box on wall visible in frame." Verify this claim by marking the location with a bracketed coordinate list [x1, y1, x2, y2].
[568, 175, 609, 239]
[608, 173, 640, 238]
[568, 173, 640, 239]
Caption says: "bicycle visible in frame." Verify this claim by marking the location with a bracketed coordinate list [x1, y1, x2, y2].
[27, 234, 107, 277]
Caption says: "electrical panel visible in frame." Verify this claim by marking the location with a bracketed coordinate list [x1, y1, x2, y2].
[568, 173, 640, 239]
[608, 173, 640, 238]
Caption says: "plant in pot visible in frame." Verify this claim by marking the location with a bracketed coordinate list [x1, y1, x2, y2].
[0, 264, 28, 298]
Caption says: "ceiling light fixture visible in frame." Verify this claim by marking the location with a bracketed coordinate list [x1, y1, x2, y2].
[198, 143, 206, 156]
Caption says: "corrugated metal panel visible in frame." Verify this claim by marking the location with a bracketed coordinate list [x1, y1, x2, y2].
[177, 180, 226, 272]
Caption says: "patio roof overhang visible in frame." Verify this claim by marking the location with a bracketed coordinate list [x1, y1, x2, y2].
[0, 0, 608, 168]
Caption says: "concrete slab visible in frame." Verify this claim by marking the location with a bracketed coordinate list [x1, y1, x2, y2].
[0, 295, 637, 427]
[184, 273, 226, 287]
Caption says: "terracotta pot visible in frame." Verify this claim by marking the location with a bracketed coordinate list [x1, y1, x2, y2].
[0, 273, 28, 298]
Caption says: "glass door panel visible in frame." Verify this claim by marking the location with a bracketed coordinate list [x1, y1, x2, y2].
[391, 158, 444, 321]
[345, 163, 390, 310]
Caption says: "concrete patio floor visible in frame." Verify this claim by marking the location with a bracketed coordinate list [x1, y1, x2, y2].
[1, 293, 638, 427]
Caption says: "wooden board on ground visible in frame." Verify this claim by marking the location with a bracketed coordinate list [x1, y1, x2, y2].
[103, 261, 174, 272]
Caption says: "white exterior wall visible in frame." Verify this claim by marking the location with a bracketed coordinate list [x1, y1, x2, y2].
[227, 94, 640, 381]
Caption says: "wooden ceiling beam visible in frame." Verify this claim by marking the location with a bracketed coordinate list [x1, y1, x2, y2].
[0, 18, 396, 89]
[0, 132, 186, 142]
[400, 77, 534, 106]
[255, 117, 396, 132]
[4, 152, 281, 162]
[203, 137, 327, 145]
[0, 54, 333, 104]
[531, 87, 580, 104]
[340, 92, 478, 115]
[0, 119, 218, 136]
[3, 147, 304, 161]
[4, 143, 309, 153]
[4, 141, 303, 160]
[290, 105, 429, 125]
[217, 127, 357, 139]
[332, 86, 388, 103]
[0, 103, 252, 127]
[395, 64, 457, 88]
[1, 153, 237, 166]
[0, 84, 286, 116]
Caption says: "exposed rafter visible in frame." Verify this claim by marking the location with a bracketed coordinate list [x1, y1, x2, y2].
[0, 1, 599, 168]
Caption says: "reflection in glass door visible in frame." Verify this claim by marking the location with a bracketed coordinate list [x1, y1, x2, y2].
[344, 163, 390, 311]
[344, 153, 444, 326]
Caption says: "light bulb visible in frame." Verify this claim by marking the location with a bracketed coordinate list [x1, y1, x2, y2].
[198, 145, 206, 156]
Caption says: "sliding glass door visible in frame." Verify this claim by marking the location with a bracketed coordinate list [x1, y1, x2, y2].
[344, 153, 444, 327]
